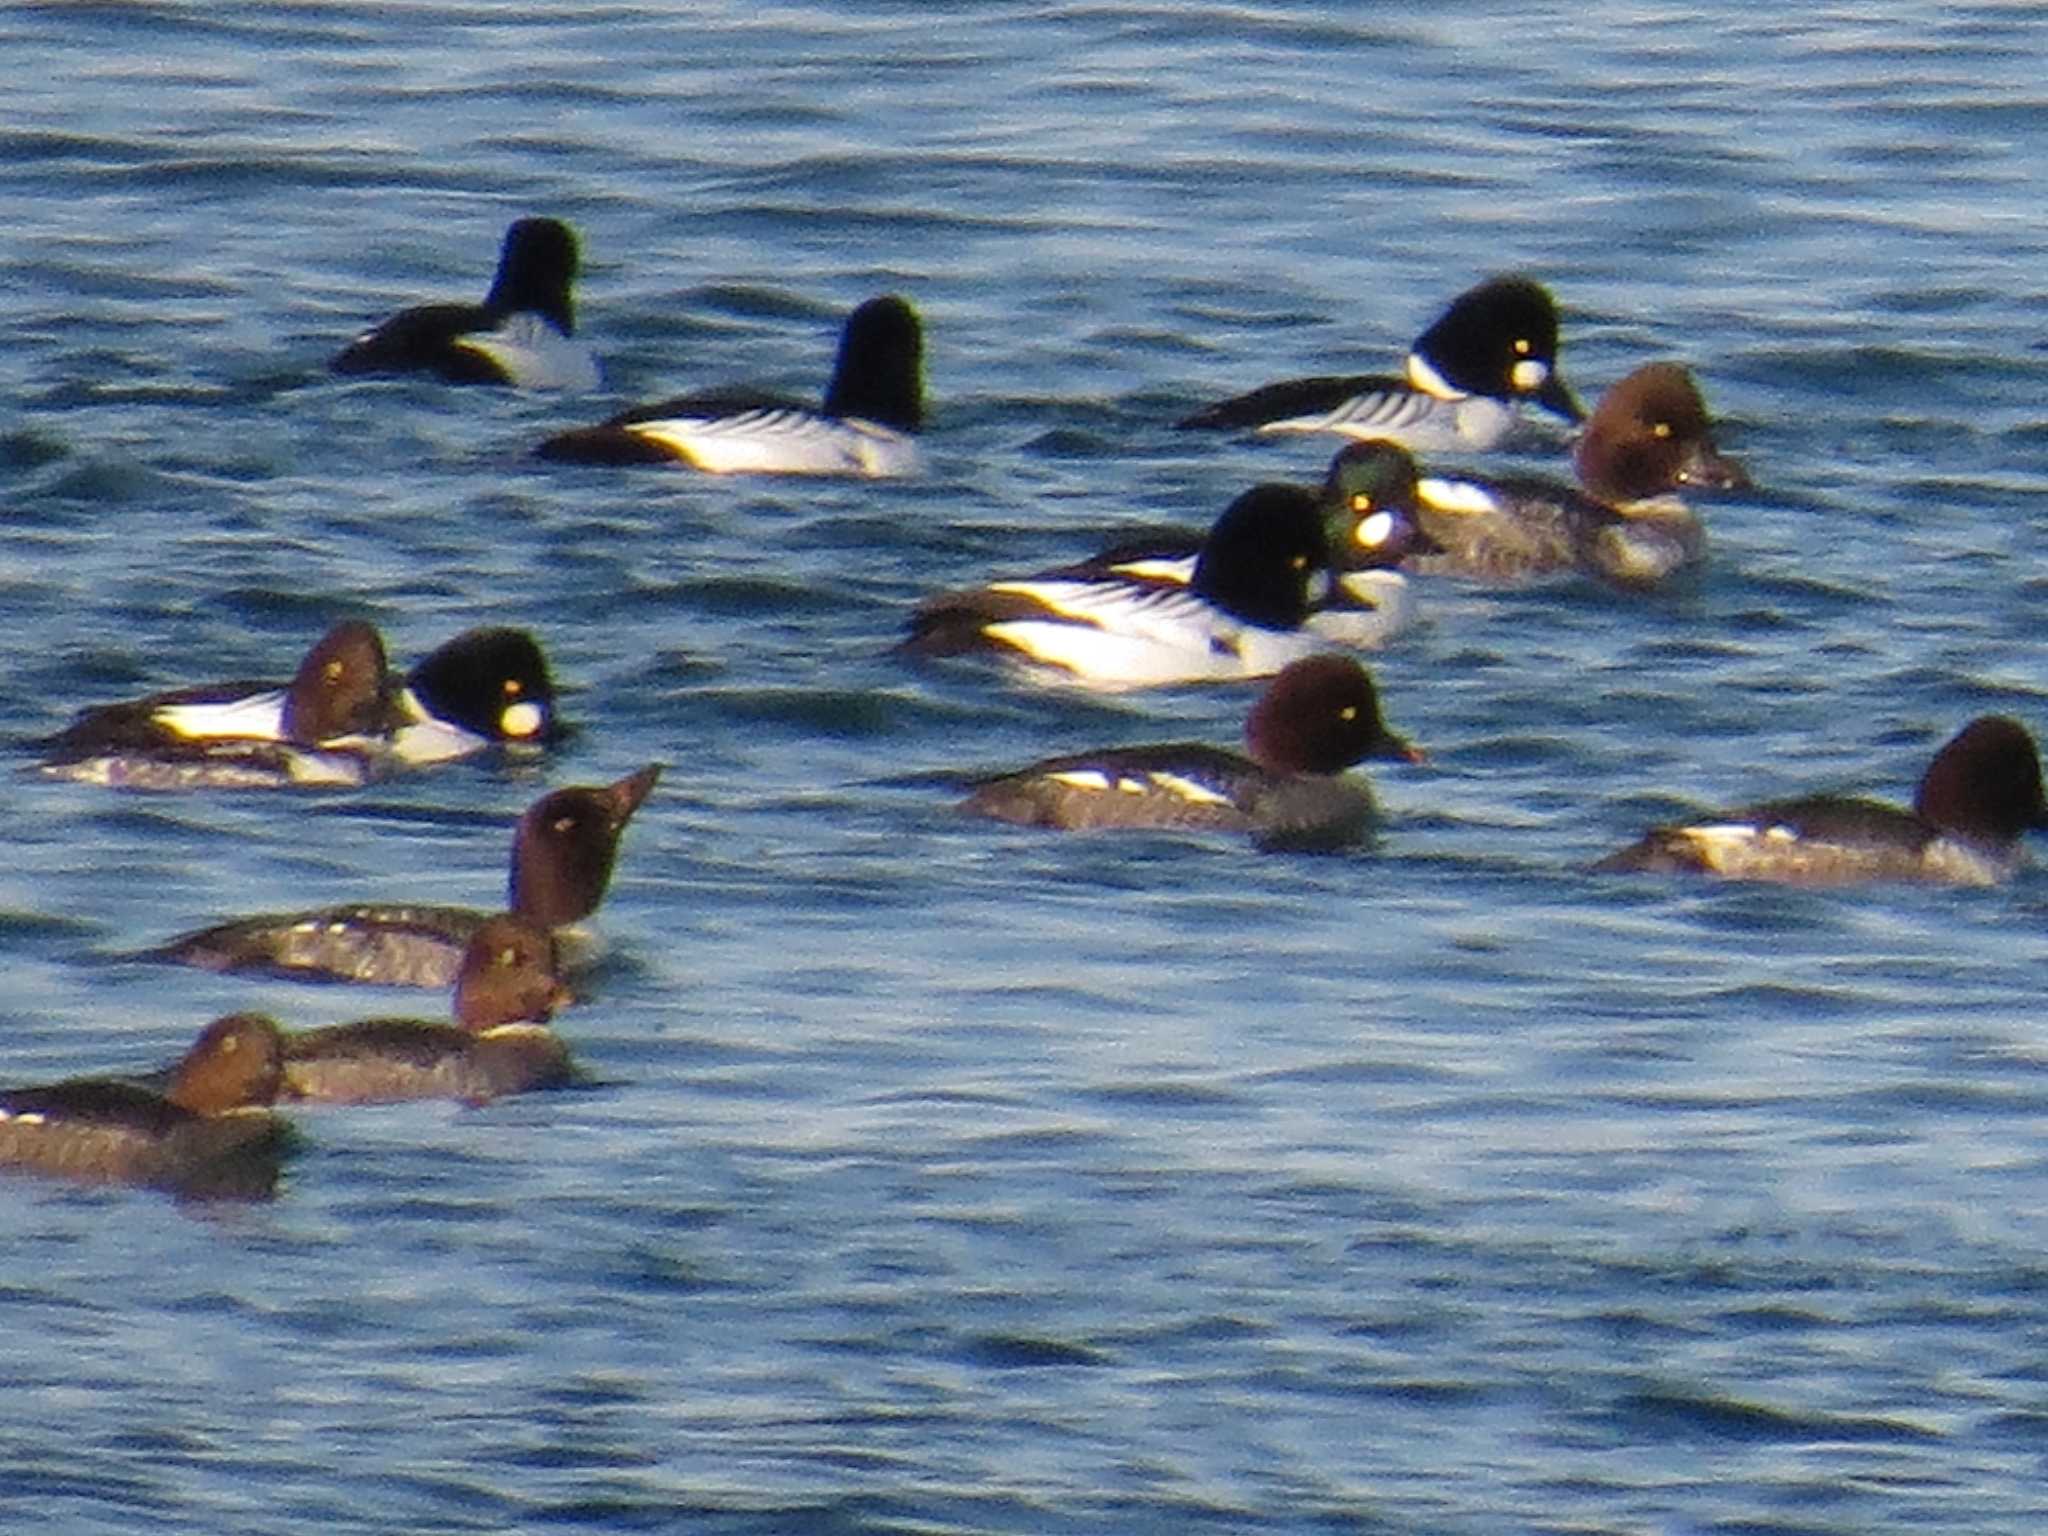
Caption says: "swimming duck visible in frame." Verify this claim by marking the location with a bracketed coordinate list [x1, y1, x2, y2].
[535, 294, 923, 477]
[1593, 717, 2048, 885]
[961, 654, 1419, 850]
[1176, 274, 1583, 450]
[0, 1013, 290, 1195]
[331, 216, 600, 390]
[149, 764, 662, 988]
[902, 483, 1341, 689]
[1075, 441, 1436, 650]
[1401, 363, 1749, 588]
[35, 621, 395, 789]
[279, 915, 576, 1105]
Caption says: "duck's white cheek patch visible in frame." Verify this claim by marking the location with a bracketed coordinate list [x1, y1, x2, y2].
[1147, 773, 1230, 806]
[1511, 358, 1550, 392]
[1354, 510, 1396, 550]
[500, 700, 547, 739]
[1417, 478, 1500, 516]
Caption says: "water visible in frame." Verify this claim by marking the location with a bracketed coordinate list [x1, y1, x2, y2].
[3, 2, 2048, 1531]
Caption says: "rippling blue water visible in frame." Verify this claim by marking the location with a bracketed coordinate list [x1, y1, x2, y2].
[5, 2, 2048, 1531]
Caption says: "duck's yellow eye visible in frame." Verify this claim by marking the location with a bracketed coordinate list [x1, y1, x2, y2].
[1350, 493, 1373, 514]
[324, 660, 345, 683]
[497, 946, 518, 967]
[504, 679, 523, 696]
[1513, 337, 1531, 355]
[1653, 420, 1672, 439]
[1340, 705, 1358, 722]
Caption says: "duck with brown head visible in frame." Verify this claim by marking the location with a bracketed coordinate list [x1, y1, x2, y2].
[961, 655, 1420, 851]
[147, 764, 663, 988]
[278, 915, 578, 1105]
[0, 1013, 293, 1196]
[1593, 717, 2048, 885]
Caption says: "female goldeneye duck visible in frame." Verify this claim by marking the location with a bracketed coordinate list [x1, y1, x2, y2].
[902, 483, 1339, 690]
[534, 294, 923, 477]
[34, 620, 395, 790]
[394, 625, 560, 763]
[1176, 274, 1584, 451]
[1403, 362, 1750, 589]
[330, 216, 600, 391]
[1076, 441, 1439, 652]
[278, 915, 577, 1105]
[149, 763, 663, 989]
[1593, 716, 2048, 886]
[961, 654, 1421, 851]
[0, 1013, 290, 1195]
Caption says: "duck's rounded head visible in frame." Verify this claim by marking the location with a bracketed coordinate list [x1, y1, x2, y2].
[1192, 484, 1332, 629]
[823, 294, 924, 432]
[488, 217, 582, 323]
[1416, 274, 1582, 422]
[455, 915, 571, 1029]
[409, 626, 558, 743]
[168, 1013, 287, 1114]
[1244, 655, 1421, 775]
[282, 620, 394, 744]
[510, 762, 664, 928]
[1574, 362, 1748, 504]
[1915, 715, 2048, 849]
[1315, 441, 1440, 570]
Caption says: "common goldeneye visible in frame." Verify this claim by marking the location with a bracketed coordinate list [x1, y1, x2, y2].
[278, 915, 576, 1105]
[331, 216, 600, 390]
[534, 294, 923, 476]
[387, 626, 560, 763]
[149, 763, 662, 988]
[0, 1013, 290, 1196]
[36, 623, 561, 787]
[961, 654, 1420, 850]
[1176, 274, 1583, 450]
[35, 620, 395, 789]
[1593, 716, 2048, 885]
[1401, 362, 1749, 588]
[901, 483, 1341, 689]
[1075, 441, 1437, 651]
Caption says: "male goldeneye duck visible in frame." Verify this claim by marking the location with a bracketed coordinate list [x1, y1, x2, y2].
[0, 1013, 290, 1196]
[1402, 362, 1750, 588]
[534, 294, 923, 477]
[278, 915, 576, 1105]
[902, 483, 1339, 690]
[1176, 274, 1584, 451]
[391, 625, 560, 763]
[331, 216, 600, 391]
[961, 654, 1420, 851]
[1076, 441, 1438, 652]
[34, 620, 394, 790]
[1593, 716, 2048, 886]
[150, 763, 662, 989]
